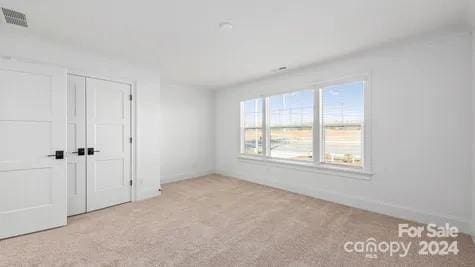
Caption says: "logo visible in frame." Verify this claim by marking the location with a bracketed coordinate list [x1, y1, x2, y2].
[343, 223, 459, 259]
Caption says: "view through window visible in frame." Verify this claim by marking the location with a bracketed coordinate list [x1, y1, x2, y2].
[240, 79, 366, 170]
[241, 98, 263, 155]
[320, 81, 364, 167]
[269, 89, 313, 160]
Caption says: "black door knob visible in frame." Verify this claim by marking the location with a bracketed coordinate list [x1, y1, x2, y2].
[88, 148, 101, 155]
[47, 150, 64, 159]
[72, 148, 85, 156]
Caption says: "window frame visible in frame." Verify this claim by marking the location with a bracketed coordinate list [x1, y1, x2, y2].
[240, 98, 265, 157]
[239, 74, 372, 178]
[266, 89, 315, 162]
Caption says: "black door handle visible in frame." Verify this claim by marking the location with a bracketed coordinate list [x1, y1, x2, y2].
[47, 150, 64, 159]
[72, 148, 85, 156]
[88, 148, 101, 155]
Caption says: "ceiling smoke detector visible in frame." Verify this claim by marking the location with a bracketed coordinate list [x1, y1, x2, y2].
[2, 7, 28, 27]
[219, 22, 233, 30]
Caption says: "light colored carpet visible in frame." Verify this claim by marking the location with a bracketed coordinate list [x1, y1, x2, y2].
[1, 174, 474, 266]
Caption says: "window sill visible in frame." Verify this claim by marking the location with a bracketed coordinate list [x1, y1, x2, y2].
[238, 155, 374, 180]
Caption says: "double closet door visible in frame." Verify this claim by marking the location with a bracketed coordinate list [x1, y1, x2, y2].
[67, 74, 132, 216]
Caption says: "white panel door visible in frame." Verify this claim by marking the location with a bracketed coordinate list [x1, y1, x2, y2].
[86, 78, 131, 211]
[67, 75, 87, 216]
[0, 59, 67, 239]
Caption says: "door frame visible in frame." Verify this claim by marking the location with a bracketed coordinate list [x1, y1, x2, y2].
[68, 72, 138, 203]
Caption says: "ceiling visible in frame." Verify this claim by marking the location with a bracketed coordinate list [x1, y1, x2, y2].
[0, 0, 472, 89]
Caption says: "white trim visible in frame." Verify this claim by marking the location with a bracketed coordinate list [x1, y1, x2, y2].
[264, 97, 270, 156]
[239, 101, 245, 153]
[364, 75, 373, 171]
[66, 70, 133, 86]
[136, 187, 161, 201]
[314, 87, 320, 163]
[262, 97, 268, 155]
[217, 170, 471, 234]
[130, 81, 138, 202]
[161, 170, 215, 184]
[238, 155, 373, 180]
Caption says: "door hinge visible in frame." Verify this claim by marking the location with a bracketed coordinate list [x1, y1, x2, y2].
[129, 137, 132, 143]
[129, 94, 133, 101]
[130, 180, 133, 186]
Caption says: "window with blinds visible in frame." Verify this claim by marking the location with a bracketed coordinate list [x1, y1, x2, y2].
[269, 89, 314, 161]
[240, 98, 263, 155]
[239, 77, 369, 172]
[320, 81, 364, 167]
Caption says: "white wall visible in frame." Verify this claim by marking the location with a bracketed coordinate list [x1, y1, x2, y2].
[216, 30, 473, 233]
[160, 84, 215, 183]
[0, 27, 161, 200]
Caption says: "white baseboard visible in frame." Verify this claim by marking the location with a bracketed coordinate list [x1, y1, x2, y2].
[216, 169, 471, 235]
[136, 187, 161, 201]
[161, 170, 215, 184]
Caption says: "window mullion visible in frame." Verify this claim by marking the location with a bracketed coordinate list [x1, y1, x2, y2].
[313, 87, 320, 165]
[240, 101, 245, 154]
[263, 97, 270, 157]
[363, 79, 371, 171]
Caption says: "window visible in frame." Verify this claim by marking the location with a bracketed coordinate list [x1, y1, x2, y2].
[269, 89, 313, 161]
[239, 77, 369, 173]
[320, 81, 364, 167]
[240, 98, 263, 155]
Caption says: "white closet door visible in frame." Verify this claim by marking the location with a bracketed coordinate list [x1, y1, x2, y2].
[86, 78, 131, 211]
[67, 75, 87, 216]
[0, 59, 67, 239]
